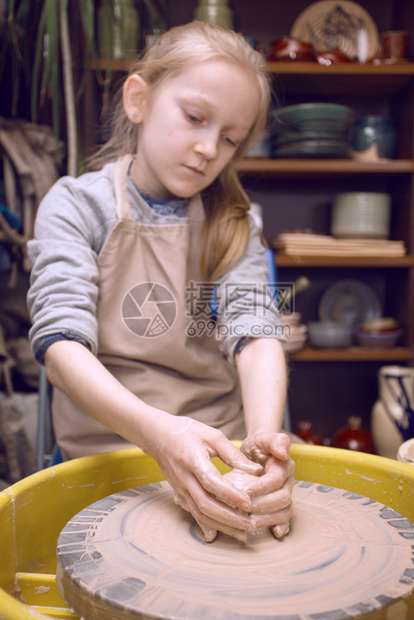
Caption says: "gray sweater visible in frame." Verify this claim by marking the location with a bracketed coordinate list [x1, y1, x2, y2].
[27, 162, 283, 365]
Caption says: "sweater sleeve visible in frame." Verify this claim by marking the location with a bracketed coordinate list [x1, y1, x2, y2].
[215, 213, 285, 364]
[27, 168, 117, 358]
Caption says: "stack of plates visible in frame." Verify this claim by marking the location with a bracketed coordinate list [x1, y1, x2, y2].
[271, 103, 354, 158]
[280, 312, 308, 353]
[273, 232, 406, 258]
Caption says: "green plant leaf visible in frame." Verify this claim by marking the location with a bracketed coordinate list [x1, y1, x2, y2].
[4, 0, 167, 165]
[74, 0, 96, 102]
[139, 0, 166, 30]
[31, 2, 47, 122]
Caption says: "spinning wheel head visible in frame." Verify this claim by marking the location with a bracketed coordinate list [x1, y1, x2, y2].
[57, 480, 414, 620]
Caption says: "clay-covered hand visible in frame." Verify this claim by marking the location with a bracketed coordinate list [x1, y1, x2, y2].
[240, 432, 295, 538]
[149, 416, 263, 543]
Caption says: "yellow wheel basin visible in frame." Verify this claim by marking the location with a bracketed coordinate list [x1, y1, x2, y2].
[0, 443, 413, 619]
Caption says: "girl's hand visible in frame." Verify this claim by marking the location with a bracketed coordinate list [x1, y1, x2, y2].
[149, 416, 263, 542]
[42, 341, 265, 542]
[240, 432, 295, 538]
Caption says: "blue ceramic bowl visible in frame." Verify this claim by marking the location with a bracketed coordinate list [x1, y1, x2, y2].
[273, 103, 355, 135]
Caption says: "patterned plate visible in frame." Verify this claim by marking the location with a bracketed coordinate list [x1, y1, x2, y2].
[291, 0, 380, 63]
[318, 278, 382, 326]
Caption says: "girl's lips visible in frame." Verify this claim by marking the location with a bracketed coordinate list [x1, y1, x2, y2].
[185, 165, 205, 176]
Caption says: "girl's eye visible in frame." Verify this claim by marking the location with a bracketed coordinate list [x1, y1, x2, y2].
[223, 134, 237, 148]
[185, 111, 202, 123]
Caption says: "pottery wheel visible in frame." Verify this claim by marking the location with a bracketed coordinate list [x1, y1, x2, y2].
[56, 480, 414, 620]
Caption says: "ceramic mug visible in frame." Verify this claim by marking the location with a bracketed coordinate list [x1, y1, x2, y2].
[382, 31, 410, 62]
[194, 0, 234, 29]
[331, 192, 391, 239]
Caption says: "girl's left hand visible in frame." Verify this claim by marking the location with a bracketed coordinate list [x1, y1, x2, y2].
[240, 432, 295, 538]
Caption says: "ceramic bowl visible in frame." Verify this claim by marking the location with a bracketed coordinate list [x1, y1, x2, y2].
[307, 321, 353, 348]
[273, 103, 354, 135]
[282, 329, 308, 354]
[355, 327, 402, 348]
[360, 317, 399, 332]
[280, 312, 302, 326]
[271, 138, 350, 159]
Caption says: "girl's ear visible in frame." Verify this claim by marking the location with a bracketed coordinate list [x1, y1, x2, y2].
[123, 74, 148, 123]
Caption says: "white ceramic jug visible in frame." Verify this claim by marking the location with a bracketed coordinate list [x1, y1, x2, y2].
[397, 437, 414, 464]
[371, 365, 414, 459]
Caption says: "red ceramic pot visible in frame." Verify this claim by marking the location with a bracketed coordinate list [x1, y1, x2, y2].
[331, 416, 375, 454]
[296, 421, 324, 445]
[269, 37, 315, 62]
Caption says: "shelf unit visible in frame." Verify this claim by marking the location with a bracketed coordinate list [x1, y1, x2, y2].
[79, 0, 414, 440]
[237, 60, 414, 358]
[236, 53, 414, 437]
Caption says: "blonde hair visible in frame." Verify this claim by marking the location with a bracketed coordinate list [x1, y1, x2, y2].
[88, 21, 271, 281]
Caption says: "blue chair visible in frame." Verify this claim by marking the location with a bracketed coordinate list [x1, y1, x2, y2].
[265, 247, 291, 432]
[36, 366, 61, 469]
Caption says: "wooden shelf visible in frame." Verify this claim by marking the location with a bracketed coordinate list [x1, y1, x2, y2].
[290, 346, 412, 362]
[91, 58, 414, 76]
[274, 253, 414, 267]
[237, 158, 414, 176]
[89, 59, 414, 97]
[267, 61, 414, 97]
[266, 61, 414, 75]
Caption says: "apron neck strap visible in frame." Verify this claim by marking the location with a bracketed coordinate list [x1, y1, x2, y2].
[113, 153, 205, 224]
[114, 154, 135, 220]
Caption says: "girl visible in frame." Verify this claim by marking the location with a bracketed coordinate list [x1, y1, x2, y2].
[28, 21, 294, 542]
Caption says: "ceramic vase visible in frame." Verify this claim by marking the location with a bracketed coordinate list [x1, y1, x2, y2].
[331, 416, 374, 453]
[194, 0, 234, 30]
[98, 0, 140, 60]
[295, 421, 324, 445]
[371, 365, 414, 459]
[351, 115, 397, 160]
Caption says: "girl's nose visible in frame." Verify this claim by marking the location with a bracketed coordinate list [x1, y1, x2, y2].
[195, 132, 218, 160]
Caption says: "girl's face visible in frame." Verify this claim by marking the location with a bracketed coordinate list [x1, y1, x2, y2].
[130, 59, 260, 201]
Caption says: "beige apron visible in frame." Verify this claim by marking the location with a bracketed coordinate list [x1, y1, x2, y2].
[53, 155, 245, 460]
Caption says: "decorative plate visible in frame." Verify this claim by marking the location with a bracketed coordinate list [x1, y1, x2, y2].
[291, 0, 380, 63]
[318, 278, 382, 326]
